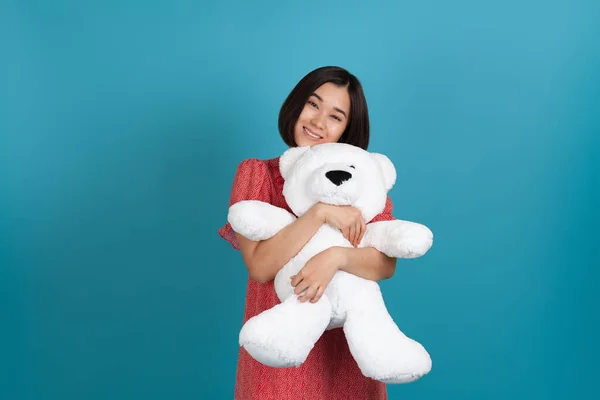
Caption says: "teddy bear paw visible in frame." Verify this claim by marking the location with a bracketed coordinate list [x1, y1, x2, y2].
[392, 222, 433, 258]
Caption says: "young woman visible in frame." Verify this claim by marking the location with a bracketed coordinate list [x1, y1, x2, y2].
[219, 66, 397, 400]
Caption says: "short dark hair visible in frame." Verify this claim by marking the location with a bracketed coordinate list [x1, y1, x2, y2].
[278, 66, 370, 150]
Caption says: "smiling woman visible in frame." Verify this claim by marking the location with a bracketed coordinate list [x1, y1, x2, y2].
[279, 66, 371, 150]
[219, 66, 396, 400]
[294, 83, 350, 144]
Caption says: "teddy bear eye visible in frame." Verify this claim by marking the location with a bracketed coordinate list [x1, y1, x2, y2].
[349, 165, 356, 169]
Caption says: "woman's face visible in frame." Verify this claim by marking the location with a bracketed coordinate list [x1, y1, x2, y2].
[293, 82, 350, 147]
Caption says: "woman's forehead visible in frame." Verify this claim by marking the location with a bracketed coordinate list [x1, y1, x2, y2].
[313, 83, 350, 111]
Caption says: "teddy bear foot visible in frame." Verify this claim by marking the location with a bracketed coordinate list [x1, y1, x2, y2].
[360, 337, 432, 384]
[242, 341, 301, 368]
[379, 373, 425, 384]
[344, 309, 432, 384]
[239, 295, 333, 368]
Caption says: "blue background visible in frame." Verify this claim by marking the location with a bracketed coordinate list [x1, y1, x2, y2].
[2, 0, 599, 399]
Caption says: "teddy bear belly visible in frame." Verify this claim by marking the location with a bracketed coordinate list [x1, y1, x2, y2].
[325, 271, 381, 329]
[274, 225, 381, 328]
[274, 225, 350, 298]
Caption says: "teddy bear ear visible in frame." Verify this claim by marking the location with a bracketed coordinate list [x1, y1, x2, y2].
[280, 146, 311, 180]
[372, 153, 397, 190]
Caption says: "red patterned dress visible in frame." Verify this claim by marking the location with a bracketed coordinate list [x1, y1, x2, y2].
[218, 156, 396, 400]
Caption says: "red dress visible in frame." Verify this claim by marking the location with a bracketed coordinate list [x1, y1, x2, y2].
[218, 157, 396, 400]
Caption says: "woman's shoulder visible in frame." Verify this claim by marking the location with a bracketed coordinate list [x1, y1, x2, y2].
[234, 156, 281, 180]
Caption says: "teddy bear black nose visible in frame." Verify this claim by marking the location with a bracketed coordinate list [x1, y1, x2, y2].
[326, 170, 352, 186]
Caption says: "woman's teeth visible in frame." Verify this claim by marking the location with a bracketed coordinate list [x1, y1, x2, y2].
[304, 127, 322, 139]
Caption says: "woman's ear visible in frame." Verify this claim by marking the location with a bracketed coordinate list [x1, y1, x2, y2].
[371, 153, 397, 190]
[280, 146, 310, 180]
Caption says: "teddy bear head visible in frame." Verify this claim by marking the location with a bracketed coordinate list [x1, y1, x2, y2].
[279, 142, 396, 222]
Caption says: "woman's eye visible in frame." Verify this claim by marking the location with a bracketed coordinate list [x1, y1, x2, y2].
[331, 115, 341, 121]
[308, 100, 318, 108]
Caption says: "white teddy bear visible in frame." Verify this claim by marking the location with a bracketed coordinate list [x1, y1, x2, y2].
[227, 142, 434, 384]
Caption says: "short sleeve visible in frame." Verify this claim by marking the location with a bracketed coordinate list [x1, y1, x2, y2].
[217, 158, 272, 250]
[369, 195, 396, 223]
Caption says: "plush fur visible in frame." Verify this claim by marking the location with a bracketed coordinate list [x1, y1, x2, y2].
[228, 143, 434, 384]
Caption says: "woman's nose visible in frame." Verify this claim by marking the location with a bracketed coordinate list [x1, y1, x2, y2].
[311, 112, 325, 128]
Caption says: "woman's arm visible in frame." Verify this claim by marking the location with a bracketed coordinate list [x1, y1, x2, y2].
[290, 246, 397, 303]
[336, 247, 397, 281]
[236, 205, 324, 284]
[236, 203, 368, 284]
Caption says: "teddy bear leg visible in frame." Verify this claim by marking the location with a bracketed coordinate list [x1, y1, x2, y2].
[343, 302, 432, 384]
[239, 294, 333, 368]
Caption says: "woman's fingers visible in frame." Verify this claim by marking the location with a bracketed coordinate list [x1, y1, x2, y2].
[310, 286, 325, 303]
[293, 280, 310, 296]
[290, 274, 303, 288]
[342, 227, 351, 243]
[299, 285, 319, 303]
[354, 222, 360, 247]
[323, 205, 368, 247]
[358, 219, 366, 246]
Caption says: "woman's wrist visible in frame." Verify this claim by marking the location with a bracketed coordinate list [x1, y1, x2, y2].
[328, 246, 350, 270]
[308, 202, 328, 224]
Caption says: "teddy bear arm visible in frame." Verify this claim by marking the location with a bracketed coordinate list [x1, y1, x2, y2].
[228, 200, 297, 241]
[360, 220, 434, 259]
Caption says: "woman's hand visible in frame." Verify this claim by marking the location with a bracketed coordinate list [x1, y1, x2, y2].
[312, 203, 366, 247]
[290, 247, 347, 303]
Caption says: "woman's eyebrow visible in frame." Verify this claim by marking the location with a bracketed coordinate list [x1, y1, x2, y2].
[309, 92, 323, 102]
[309, 93, 347, 118]
[333, 107, 347, 118]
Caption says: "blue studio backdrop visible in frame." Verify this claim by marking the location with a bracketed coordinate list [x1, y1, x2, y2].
[2, 1, 599, 399]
